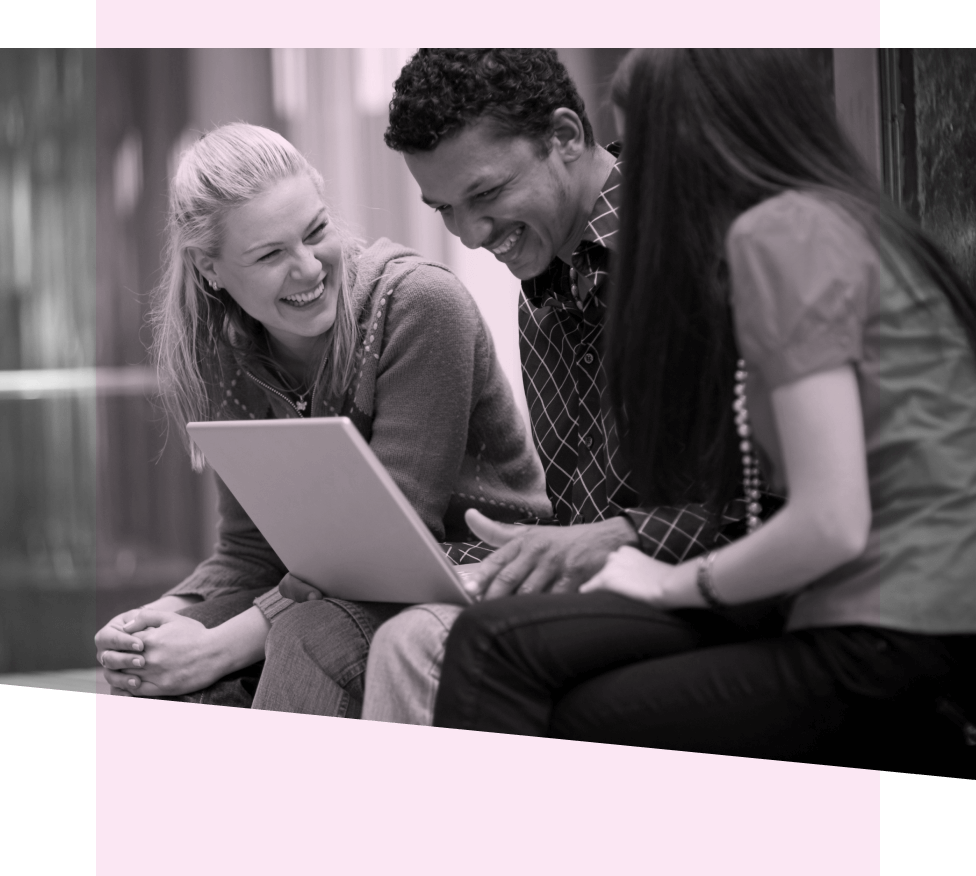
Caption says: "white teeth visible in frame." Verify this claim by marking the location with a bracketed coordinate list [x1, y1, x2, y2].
[491, 226, 523, 256]
[283, 282, 324, 305]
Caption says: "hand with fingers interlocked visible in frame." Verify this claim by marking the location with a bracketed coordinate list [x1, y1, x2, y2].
[101, 609, 233, 697]
[95, 594, 205, 696]
[96, 596, 270, 697]
[95, 607, 150, 695]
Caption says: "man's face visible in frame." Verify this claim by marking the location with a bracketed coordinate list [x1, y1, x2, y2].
[404, 120, 577, 281]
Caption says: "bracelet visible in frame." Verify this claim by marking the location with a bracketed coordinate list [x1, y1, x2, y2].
[696, 551, 726, 610]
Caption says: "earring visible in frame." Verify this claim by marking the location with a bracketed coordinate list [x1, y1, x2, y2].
[209, 278, 219, 291]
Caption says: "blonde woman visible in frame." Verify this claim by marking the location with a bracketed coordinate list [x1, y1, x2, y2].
[93, 123, 550, 715]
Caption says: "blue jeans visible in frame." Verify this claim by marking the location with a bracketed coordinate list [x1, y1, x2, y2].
[156, 590, 403, 716]
[252, 598, 403, 716]
[362, 603, 464, 724]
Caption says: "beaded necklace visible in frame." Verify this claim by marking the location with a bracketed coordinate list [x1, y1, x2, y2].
[733, 358, 762, 535]
[697, 358, 765, 610]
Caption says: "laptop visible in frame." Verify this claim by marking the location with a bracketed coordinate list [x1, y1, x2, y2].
[186, 418, 476, 606]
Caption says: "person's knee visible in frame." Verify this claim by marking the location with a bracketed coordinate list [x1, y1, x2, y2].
[444, 605, 483, 646]
[264, 600, 375, 696]
[370, 605, 460, 672]
[265, 600, 324, 656]
[445, 600, 508, 648]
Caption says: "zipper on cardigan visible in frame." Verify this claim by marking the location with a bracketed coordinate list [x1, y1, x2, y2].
[243, 368, 313, 418]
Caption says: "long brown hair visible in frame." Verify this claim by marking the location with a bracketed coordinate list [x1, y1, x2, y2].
[607, 49, 976, 514]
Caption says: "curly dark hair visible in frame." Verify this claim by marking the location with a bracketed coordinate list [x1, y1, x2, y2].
[385, 49, 594, 155]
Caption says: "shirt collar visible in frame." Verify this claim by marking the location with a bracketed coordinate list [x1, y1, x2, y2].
[569, 143, 623, 307]
[575, 141, 622, 255]
[521, 142, 623, 310]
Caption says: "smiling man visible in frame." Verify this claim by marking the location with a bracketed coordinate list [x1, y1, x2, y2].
[403, 107, 611, 284]
[361, 49, 741, 724]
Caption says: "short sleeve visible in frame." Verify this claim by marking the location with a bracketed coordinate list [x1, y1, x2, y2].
[726, 192, 876, 389]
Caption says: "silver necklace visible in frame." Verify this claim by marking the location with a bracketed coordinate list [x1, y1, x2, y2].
[271, 364, 316, 415]
[293, 387, 311, 413]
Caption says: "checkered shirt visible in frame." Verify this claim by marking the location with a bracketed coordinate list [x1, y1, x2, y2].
[443, 144, 754, 566]
[518, 143, 742, 560]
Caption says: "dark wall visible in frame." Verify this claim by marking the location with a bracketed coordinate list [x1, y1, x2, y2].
[914, 49, 976, 293]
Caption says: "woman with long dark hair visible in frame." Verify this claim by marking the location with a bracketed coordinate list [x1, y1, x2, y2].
[429, 50, 976, 768]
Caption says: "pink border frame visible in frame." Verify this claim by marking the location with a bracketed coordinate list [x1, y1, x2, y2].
[93, 0, 881, 48]
[96, 694, 882, 874]
[91, 8, 886, 872]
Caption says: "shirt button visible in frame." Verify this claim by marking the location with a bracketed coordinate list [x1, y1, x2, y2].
[583, 352, 594, 365]
[582, 435, 593, 449]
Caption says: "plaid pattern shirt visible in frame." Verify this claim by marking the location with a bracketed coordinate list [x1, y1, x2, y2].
[445, 143, 748, 565]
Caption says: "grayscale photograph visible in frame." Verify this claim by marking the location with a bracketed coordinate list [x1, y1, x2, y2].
[1, 48, 974, 782]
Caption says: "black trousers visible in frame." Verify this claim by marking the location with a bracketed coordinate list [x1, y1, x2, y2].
[432, 592, 974, 771]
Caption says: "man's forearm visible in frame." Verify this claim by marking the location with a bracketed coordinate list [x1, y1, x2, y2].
[605, 514, 640, 548]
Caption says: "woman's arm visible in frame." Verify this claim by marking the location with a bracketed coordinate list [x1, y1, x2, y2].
[101, 605, 270, 696]
[95, 474, 285, 681]
[278, 265, 483, 605]
[582, 366, 872, 606]
[366, 265, 486, 537]
[163, 475, 288, 601]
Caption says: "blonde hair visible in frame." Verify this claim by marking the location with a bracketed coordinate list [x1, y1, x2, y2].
[151, 123, 364, 470]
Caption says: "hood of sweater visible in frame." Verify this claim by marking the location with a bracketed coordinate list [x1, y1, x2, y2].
[348, 237, 434, 318]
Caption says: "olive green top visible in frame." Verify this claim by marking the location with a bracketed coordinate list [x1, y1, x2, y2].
[727, 191, 976, 634]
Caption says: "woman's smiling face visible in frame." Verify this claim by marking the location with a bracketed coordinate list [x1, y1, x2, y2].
[209, 173, 343, 357]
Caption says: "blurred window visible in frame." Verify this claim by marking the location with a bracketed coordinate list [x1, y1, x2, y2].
[0, 49, 98, 671]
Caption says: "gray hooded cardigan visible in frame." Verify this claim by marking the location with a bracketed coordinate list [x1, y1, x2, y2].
[165, 238, 552, 621]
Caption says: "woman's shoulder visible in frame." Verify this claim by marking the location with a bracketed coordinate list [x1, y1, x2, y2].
[361, 238, 457, 283]
[361, 238, 477, 315]
[727, 190, 879, 303]
[727, 190, 869, 256]
[727, 190, 877, 388]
